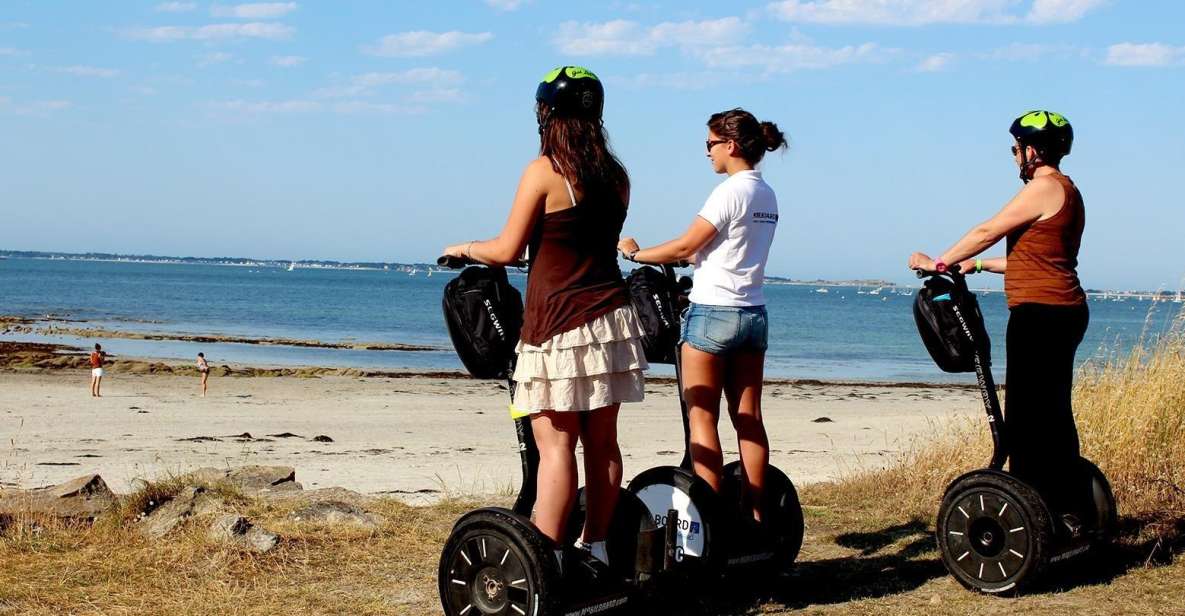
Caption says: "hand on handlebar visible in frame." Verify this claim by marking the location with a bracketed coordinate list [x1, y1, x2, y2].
[437, 254, 474, 269]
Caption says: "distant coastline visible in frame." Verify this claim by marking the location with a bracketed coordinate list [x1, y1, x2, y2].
[2, 249, 1179, 297]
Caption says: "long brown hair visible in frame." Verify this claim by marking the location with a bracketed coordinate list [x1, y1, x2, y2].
[708, 108, 788, 166]
[537, 103, 629, 203]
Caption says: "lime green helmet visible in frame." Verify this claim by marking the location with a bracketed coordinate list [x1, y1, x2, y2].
[1009, 110, 1073, 158]
[1009, 110, 1073, 182]
[535, 66, 604, 120]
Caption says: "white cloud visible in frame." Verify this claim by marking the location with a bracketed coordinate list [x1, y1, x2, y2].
[270, 55, 306, 67]
[211, 99, 320, 113]
[52, 65, 121, 78]
[981, 42, 1085, 60]
[406, 88, 465, 103]
[197, 51, 234, 66]
[917, 52, 955, 71]
[555, 17, 747, 56]
[1025, 0, 1105, 24]
[209, 99, 425, 115]
[1104, 43, 1185, 67]
[767, 0, 1104, 25]
[363, 31, 493, 57]
[154, 2, 197, 12]
[125, 22, 294, 41]
[0, 47, 29, 57]
[333, 101, 426, 114]
[313, 68, 464, 98]
[485, 0, 529, 11]
[212, 3, 298, 19]
[607, 71, 739, 91]
[0, 96, 72, 115]
[698, 42, 887, 71]
[0, 22, 31, 30]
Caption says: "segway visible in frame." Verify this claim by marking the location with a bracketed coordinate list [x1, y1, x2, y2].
[914, 266, 1117, 594]
[435, 255, 670, 616]
[625, 263, 805, 576]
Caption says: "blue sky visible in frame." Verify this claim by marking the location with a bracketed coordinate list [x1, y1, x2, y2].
[1, 1, 1183, 289]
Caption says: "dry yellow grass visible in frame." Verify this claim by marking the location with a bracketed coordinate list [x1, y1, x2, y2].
[2, 307, 1184, 615]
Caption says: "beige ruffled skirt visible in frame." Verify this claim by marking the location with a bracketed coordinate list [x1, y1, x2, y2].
[512, 304, 648, 413]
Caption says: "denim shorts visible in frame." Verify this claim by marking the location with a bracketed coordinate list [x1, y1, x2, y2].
[680, 303, 768, 355]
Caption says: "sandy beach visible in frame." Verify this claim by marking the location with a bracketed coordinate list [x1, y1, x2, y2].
[0, 367, 981, 501]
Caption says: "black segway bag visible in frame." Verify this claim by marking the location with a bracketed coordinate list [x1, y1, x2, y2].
[441, 266, 523, 379]
[626, 265, 681, 365]
[913, 276, 991, 373]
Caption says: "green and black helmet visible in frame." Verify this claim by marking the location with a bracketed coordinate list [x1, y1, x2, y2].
[535, 66, 604, 120]
[1009, 110, 1073, 158]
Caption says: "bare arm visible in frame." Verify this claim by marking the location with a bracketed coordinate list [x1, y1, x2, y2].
[443, 158, 549, 265]
[955, 256, 1006, 275]
[909, 176, 1061, 272]
[618, 216, 718, 265]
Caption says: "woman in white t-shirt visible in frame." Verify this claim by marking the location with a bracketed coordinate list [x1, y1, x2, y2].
[618, 108, 786, 526]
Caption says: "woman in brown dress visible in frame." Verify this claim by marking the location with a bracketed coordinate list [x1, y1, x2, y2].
[443, 66, 646, 568]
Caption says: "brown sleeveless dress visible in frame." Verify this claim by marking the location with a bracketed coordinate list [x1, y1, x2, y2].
[511, 179, 647, 413]
[1005, 172, 1087, 308]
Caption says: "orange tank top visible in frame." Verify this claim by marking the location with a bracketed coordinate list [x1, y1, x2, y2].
[1004, 172, 1086, 308]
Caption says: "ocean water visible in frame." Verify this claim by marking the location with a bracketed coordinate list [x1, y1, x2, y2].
[1, 258, 1179, 382]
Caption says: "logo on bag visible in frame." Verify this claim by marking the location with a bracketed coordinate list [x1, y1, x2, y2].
[651, 292, 671, 329]
[483, 299, 506, 341]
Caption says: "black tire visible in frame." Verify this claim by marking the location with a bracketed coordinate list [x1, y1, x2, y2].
[1075, 458, 1118, 541]
[439, 507, 560, 616]
[937, 470, 1054, 594]
[720, 461, 805, 569]
[627, 465, 723, 574]
[565, 487, 660, 584]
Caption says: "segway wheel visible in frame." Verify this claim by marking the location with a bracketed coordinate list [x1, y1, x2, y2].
[439, 508, 559, 616]
[1076, 458, 1118, 541]
[720, 461, 805, 569]
[627, 466, 722, 573]
[937, 471, 1053, 594]
[566, 487, 662, 584]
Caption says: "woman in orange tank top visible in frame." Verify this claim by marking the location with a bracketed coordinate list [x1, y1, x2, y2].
[908, 110, 1092, 522]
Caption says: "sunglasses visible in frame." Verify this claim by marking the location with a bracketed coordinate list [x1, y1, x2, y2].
[706, 139, 729, 152]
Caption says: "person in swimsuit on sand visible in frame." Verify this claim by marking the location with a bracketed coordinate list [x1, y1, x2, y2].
[89, 343, 107, 397]
[197, 352, 210, 397]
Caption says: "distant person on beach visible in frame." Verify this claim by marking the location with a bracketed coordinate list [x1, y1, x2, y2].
[443, 66, 645, 567]
[908, 110, 1090, 522]
[89, 343, 106, 397]
[196, 352, 210, 397]
[618, 107, 787, 527]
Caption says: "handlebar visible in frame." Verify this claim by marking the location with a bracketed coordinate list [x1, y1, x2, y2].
[437, 255, 472, 269]
[619, 249, 689, 270]
[436, 255, 528, 270]
[914, 263, 964, 279]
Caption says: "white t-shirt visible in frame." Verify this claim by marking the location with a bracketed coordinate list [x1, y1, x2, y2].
[688, 170, 779, 307]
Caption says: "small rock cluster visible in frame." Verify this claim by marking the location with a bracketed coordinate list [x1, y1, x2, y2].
[0, 465, 382, 553]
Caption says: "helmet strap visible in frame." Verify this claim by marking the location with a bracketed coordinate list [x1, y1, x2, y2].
[1018, 144, 1045, 184]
